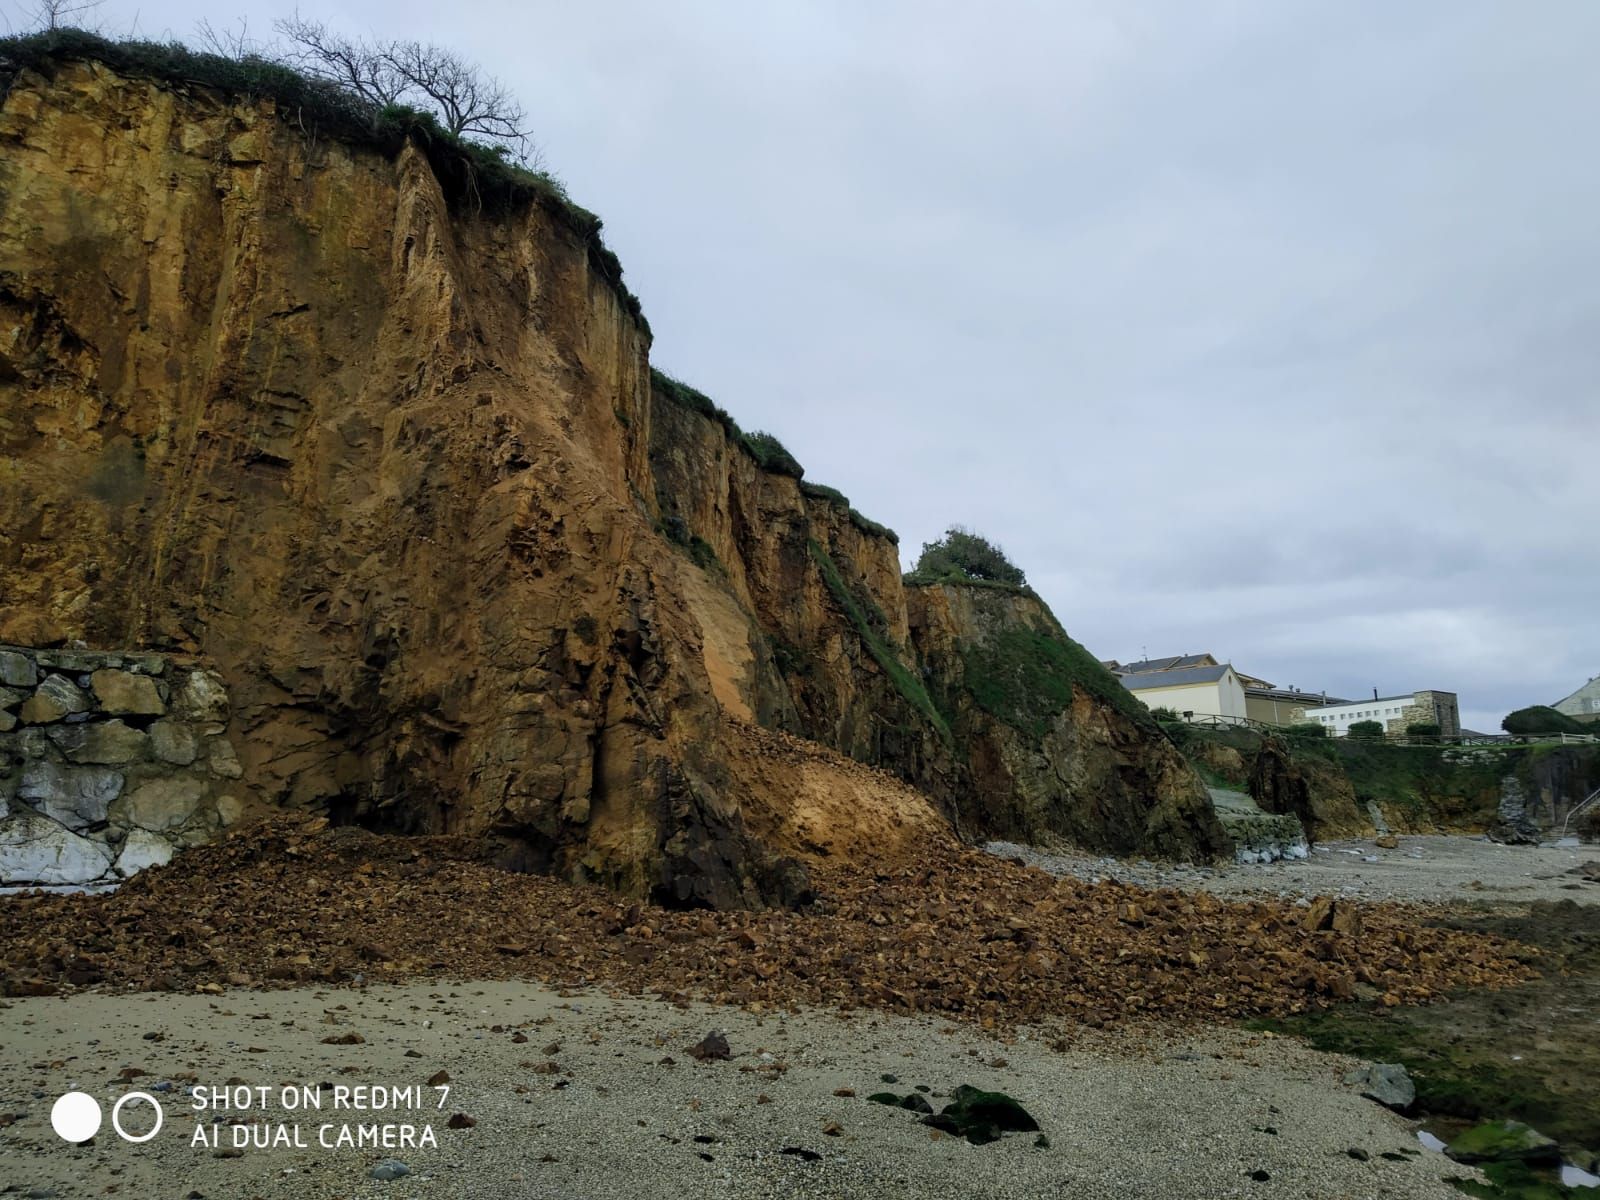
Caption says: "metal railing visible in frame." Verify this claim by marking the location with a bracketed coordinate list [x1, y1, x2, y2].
[1560, 785, 1600, 837]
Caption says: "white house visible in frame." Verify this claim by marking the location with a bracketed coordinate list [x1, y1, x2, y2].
[1554, 675, 1600, 722]
[1115, 658, 1248, 722]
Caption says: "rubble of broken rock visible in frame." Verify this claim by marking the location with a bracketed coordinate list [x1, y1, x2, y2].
[0, 816, 1535, 1027]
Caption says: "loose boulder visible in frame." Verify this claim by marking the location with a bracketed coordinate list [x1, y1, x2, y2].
[1343, 1063, 1415, 1112]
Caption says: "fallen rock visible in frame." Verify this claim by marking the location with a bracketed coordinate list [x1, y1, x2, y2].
[919, 1084, 1040, 1146]
[1374, 835, 1399, 850]
[687, 1031, 731, 1061]
[1343, 1063, 1415, 1112]
[1444, 1120, 1560, 1165]
[369, 1159, 411, 1180]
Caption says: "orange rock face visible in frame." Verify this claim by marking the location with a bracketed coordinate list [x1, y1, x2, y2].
[1, 56, 1226, 905]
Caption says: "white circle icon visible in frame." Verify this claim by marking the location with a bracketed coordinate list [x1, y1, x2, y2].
[111, 1092, 164, 1143]
[51, 1092, 103, 1143]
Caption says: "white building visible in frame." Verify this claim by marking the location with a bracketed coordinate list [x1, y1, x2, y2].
[1114, 656, 1249, 722]
[1554, 675, 1600, 722]
[1301, 690, 1460, 737]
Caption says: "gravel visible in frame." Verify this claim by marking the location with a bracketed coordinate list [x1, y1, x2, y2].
[0, 980, 1486, 1199]
[986, 834, 1600, 907]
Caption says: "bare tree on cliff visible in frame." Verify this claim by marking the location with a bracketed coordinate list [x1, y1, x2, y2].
[274, 16, 413, 110]
[24, 0, 104, 33]
[273, 19, 528, 155]
[384, 40, 528, 146]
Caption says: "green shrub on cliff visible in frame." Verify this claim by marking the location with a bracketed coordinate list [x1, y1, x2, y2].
[738, 431, 805, 480]
[961, 621, 1154, 740]
[1347, 720, 1385, 740]
[907, 527, 1027, 588]
[1284, 722, 1327, 740]
[1502, 706, 1586, 736]
[651, 368, 743, 438]
[848, 508, 899, 545]
[799, 481, 850, 508]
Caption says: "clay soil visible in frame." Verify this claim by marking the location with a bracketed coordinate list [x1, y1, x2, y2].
[0, 815, 1533, 1029]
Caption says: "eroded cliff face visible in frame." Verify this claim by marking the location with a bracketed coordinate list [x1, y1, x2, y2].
[0, 55, 1222, 902]
[904, 585, 1229, 859]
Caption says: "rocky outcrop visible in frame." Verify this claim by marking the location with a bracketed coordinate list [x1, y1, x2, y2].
[1247, 736, 1366, 843]
[904, 585, 1228, 859]
[0, 645, 245, 886]
[0, 51, 1226, 903]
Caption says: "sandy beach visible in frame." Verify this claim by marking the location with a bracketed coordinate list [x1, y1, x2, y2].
[0, 978, 1485, 1199]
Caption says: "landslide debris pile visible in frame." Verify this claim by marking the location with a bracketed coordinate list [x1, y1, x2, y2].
[0, 818, 1531, 1024]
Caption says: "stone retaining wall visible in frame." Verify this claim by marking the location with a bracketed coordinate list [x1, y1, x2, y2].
[0, 645, 244, 887]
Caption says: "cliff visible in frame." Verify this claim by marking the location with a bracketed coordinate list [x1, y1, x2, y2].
[904, 584, 1229, 858]
[0, 45, 1224, 903]
[1173, 724, 1600, 840]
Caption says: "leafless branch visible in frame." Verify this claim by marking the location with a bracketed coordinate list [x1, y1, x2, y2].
[384, 39, 527, 145]
[274, 14, 414, 110]
[24, 0, 104, 33]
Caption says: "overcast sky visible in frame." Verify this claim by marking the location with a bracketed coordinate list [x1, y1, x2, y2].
[21, 0, 1600, 731]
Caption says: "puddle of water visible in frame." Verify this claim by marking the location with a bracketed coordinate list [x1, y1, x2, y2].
[1416, 1131, 1600, 1189]
[1565, 1163, 1600, 1189]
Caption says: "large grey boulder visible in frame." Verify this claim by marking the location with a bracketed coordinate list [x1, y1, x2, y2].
[90, 669, 166, 716]
[17, 762, 123, 829]
[0, 812, 114, 885]
[1343, 1063, 1415, 1112]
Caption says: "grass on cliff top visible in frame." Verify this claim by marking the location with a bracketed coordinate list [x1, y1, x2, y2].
[0, 28, 646, 330]
[903, 569, 1033, 594]
[651, 369, 899, 544]
[961, 622, 1156, 741]
[809, 538, 949, 741]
